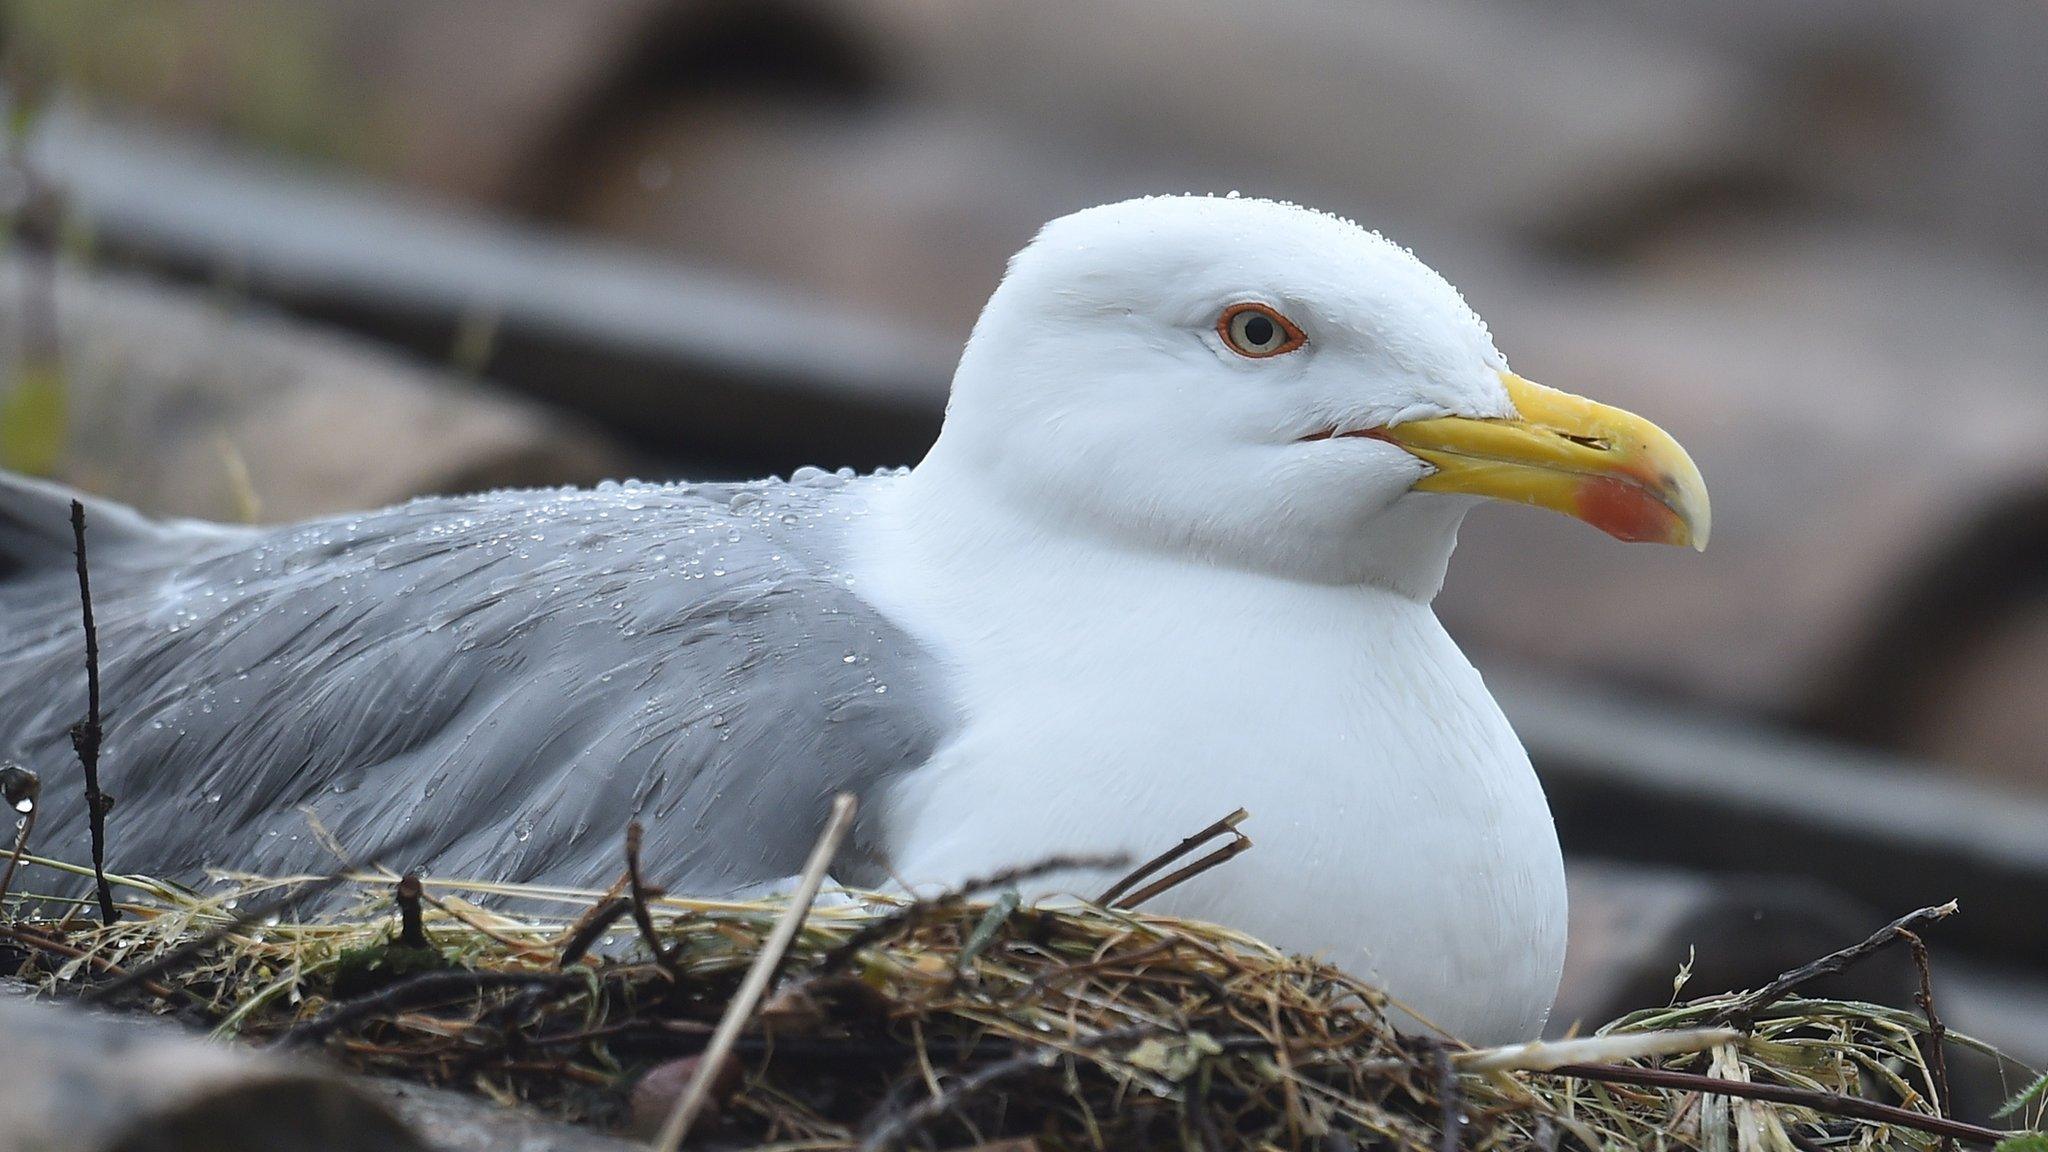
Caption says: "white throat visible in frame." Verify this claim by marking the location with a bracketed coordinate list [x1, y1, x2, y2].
[840, 462, 1569, 1044]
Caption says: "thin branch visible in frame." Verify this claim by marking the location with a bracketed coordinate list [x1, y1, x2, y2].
[556, 896, 631, 970]
[650, 792, 858, 1152]
[0, 922, 184, 1002]
[858, 1023, 1160, 1152]
[862, 1048, 1055, 1152]
[1901, 928, 1953, 1139]
[1706, 902, 1957, 1027]
[816, 852, 1128, 978]
[1544, 1062, 2011, 1147]
[1112, 834, 1253, 910]
[1434, 1043, 1462, 1152]
[86, 818, 441, 1003]
[280, 970, 583, 1047]
[0, 763, 40, 906]
[624, 821, 681, 982]
[68, 500, 117, 926]
[1095, 808, 1247, 907]
[394, 872, 430, 949]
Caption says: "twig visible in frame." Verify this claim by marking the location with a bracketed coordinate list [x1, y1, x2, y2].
[1544, 1063, 2012, 1147]
[281, 970, 584, 1047]
[1901, 928, 1953, 1138]
[68, 500, 117, 926]
[816, 852, 1128, 977]
[554, 868, 632, 968]
[1095, 808, 1247, 907]
[0, 922, 184, 1002]
[1706, 902, 1957, 1027]
[0, 808, 33, 909]
[85, 818, 441, 1002]
[859, 1023, 1160, 1152]
[862, 1048, 1055, 1152]
[556, 896, 632, 969]
[624, 821, 681, 982]
[650, 792, 858, 1152]
[1112, 835, 1253, 910]
[1434, 1043, 1462, 1152]
[1784, 1127, 1832, 1152]
[394, 872, 430, 949]
[0, 763, 40, 905]
[1015, 936, 1183, 1001]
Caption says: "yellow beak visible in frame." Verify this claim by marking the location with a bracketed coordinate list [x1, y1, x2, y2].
[1377, 372, 1710, 549]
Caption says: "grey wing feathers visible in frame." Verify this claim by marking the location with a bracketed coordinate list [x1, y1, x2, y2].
[0, 473, 954, 901]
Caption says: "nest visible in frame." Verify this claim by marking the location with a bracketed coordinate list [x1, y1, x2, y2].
[3, 848, 2042, 1152]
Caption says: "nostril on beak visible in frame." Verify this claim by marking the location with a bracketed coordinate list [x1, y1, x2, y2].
[1559, 432, 1612, 451]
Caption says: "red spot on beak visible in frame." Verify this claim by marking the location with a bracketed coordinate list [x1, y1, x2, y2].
[1575, 475, 1685, 544]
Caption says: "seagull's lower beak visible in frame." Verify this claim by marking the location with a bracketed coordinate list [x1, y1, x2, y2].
[1377, 372, 1711, 549]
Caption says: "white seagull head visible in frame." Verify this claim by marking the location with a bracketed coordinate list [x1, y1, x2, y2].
[923, 195, 1709, 597]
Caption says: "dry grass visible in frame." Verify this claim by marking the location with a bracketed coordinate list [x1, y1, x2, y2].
[2, 852, 2042, 1151]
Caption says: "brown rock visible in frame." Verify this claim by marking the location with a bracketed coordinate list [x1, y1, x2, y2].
[626, 1052, 742, 1139]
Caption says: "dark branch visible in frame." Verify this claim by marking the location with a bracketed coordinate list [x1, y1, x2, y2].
[1434, 1043, 1462, 1152]
[1095, 808, 1247, 907]
[0, 922, 190, 1004]
[857, 1024, 1160, 1152]
[68, 500, 117, 926]
[86, 818, 441, 1003]
[556, 896, 632, 970]
[280, 970, 584, 1048]
[394, 872, 430, 949]
[1544, 1062, 2010, 1147]
[1706, 902, 1957, 1027]
[0, 763, 40, 906]
[815, 852, 1127, 977]
[1112, 833, 1253, 910]
[1902, 928, 1953, 1138]
[624, 821, 682, 982]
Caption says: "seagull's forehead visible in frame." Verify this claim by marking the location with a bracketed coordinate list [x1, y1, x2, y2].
[1021, 196, 1488, 335]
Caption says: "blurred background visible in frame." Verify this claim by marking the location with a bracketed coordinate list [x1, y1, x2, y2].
[0, 0, 2043, 1085]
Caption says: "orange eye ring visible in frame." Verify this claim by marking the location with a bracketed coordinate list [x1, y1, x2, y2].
[1217, 302, 1308, 359]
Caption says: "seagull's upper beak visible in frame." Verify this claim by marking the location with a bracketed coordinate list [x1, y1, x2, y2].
[1376, 372, 1711, 549]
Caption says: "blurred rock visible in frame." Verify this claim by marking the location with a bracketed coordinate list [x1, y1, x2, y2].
[361, 1078, 645, 1152]
[1544, 0, 2048, 262]
[0, 257, 631, 523]
[1907, 603, 2048, 792]
[25, 106, 956, 476]
[565, 0, 1758, 329]
[1, 0, 672, 205]
[0, 994, 425, 1152]
[1443, 224, 2048, 786]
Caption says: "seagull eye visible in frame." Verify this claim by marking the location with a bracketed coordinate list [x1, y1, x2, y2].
[1218, 303, 1307, 358]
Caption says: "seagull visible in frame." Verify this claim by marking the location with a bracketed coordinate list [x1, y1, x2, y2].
[0, 196, 1706, 1042]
